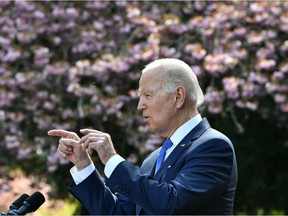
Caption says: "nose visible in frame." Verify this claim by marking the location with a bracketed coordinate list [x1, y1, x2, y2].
[137, 97, 145, 111]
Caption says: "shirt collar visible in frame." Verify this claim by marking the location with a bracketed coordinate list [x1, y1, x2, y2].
[170, 114, 202, 146]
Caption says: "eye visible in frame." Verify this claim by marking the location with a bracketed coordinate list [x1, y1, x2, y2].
[144, 93, 153, 98]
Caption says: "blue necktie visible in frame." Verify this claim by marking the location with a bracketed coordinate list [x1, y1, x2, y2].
[155, 138, 173, 174]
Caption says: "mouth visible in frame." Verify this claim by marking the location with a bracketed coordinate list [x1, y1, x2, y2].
[143, 116, 150, 122]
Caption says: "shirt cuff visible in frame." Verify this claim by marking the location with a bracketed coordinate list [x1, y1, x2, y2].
[104, 154, 125, 178]
[70, 163, 95, 185]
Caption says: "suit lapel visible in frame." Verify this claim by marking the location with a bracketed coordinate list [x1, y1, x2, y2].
[139, 148, 160, 176]
[140, 118, 211, 178]
[154, 118, 211, 179]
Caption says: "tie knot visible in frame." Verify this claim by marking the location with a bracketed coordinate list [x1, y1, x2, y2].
[162, 138, 173, 151]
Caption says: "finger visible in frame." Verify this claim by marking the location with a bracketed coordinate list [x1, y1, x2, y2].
[58, 141, 73, 155]
[79, 132, 101, 145]
[88, 147, 93, 155]
[85, 140, 101, 154]
[48, 129, 71, 137]
[59, 138, 79, 154]
[57, 148, 68, 158]
[80, 135, 98, 151]
[58, 144, 73, 154]
[80, 128, 103, 135]
[79, 141, 93, 154]
[48, 129, 80, 141]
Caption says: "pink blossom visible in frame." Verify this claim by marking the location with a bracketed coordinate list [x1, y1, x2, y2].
[191, 65, 203, 77]
[274, 94, 286, 103]
[204, 53, 238, 75]
[93, 21, 105, 31]
[280, 62, 288, 73]
[65, 7, 79, 20]
[256, 58, 276, 71]
[222, 77, 241, 99]
[208, 104, 223, 114]
[249, 2, 266, 13]
[85, 1, 109, 10]
[236, 100, 245, 109]
[245, 101, 258, 110]
[141, 47, 158, 62]
[127, 6, 141, 19]
[248, 72, 268, 84]
[34, 47, 50, 66]
[248, 31, 265, 45]
[204, 88, 224, 103]
[272, 71, 284, 81]
[280, 40, 288, 52]
[0, 110, 6, 121]
[33, 10, 45, 19]
[234, 27, 247, 37]
[241, 83, 256, 99]
[2, 48, 21, 62]
[5, 135, 21, 149]
[16, 32, 36, 44]
[0, 0, 9, 7]
[184, 43, 206, 60]
[0, 36, 11, 48]
[17, 148, 32, 160]
[67, 82, 80, 93]
[160, 46, 179, 58]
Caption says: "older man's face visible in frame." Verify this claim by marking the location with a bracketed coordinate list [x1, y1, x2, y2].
[137, 72, 178, 138]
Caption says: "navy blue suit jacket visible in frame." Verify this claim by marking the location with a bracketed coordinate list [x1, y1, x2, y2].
[68, 118, 238, 215]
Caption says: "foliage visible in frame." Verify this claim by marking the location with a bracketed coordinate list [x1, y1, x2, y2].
[0, 1, 288, 214]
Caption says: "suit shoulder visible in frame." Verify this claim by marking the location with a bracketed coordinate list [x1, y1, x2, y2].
[203, 127, 232, 144]
[189, 127, 235, 153]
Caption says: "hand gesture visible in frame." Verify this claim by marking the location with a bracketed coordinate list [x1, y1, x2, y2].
[80, 129, 117, 165]
[48, 129, 92, 170]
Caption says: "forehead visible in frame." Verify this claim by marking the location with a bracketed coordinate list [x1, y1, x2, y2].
[138, 71, 163, 92]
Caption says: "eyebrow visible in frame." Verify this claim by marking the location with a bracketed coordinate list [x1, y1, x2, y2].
[138, 88, 155, 96]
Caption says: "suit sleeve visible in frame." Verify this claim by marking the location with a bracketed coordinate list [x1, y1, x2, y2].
[106, 137, 235, 215]
[68, 168, 136, 215]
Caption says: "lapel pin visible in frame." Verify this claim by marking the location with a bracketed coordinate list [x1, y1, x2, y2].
[180, 144, 186, 147]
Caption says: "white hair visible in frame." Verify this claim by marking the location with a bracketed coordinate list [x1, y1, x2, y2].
[142, 58, 204, 107]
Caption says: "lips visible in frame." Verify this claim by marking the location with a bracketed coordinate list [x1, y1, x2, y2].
[143, 116, 150, 122]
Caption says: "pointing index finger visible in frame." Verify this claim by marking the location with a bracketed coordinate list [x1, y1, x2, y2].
[48, 129, 80, 141]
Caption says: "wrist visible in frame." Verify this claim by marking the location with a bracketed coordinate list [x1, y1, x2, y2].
[103, 152, 117, 165]
[75, 157, 93, 171]
[104, 154, 125, 178]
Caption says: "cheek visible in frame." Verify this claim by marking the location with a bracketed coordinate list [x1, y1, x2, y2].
[152, 103, 174, 122]
[149, 95, 175, 119]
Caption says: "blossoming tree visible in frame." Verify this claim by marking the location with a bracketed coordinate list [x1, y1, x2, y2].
[0, 1, 287, 214]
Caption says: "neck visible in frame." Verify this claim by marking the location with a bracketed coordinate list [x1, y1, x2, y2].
[166, 109, 198, 138]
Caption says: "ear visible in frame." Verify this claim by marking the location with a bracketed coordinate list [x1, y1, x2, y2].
[175, 86, 186, 109]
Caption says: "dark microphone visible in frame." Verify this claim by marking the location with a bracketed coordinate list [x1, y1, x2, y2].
[7, 191, 45, 215]
[9, 194, 29, 210]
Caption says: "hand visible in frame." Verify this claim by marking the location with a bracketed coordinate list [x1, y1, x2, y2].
[80, 129, 117, 165]
[48, 129, 92, 170]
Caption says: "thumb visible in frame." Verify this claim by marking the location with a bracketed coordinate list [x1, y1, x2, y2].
[80, 128, 101, 135]
[61, 138, 79, 148]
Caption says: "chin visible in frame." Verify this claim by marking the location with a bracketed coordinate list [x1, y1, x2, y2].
[147, 128, 154, 133]
[147, 125, 155, 133]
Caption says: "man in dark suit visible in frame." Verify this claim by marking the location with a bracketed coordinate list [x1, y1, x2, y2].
[48, 58, 237, 215]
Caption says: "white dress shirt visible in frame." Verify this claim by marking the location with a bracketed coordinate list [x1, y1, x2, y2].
[70, 114, 202, 185]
